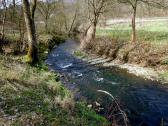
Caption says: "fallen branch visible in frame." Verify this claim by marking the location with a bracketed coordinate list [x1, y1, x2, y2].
[97, 90, 129, 126]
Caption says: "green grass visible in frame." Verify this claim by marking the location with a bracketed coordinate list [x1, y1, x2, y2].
[97, 21, 168, 44]
[0, 55, 109, 126]
[4, 33, 20, 42]
[73, 50, 87, 59]
[159, 72, 168, 83]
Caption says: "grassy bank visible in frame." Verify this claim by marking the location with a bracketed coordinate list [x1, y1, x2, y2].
[0, 32, 109, 126]
[0, 54, 109, 126]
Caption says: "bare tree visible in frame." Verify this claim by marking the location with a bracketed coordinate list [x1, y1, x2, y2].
[80, 0, 108, 49]
[41, 0, 81, 36]
[60, 0, 79, 36]
[37, 0, 55, 33]
[117, 0, 139, 43]
[118, 0, 168, 43]
[22, 0, 38, 64]
[68, 6, 78, 36]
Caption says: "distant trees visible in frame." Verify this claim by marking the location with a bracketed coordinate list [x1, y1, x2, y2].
[22, 0, 38, 64]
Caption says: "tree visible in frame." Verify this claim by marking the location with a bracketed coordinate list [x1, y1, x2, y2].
[22, 0, 38, 64]
[1, 0, 7, 41]
[118, 0, 139, 43]
[80, 0, 108, 49]
[60, 0, 79, 36]
[118, 0, 167, 43]
[37, 0, 55, 33]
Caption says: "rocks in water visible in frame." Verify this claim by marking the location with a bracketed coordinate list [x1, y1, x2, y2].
[95, 101, 101, 107]
[95, 78, 104, 82]
[87, 104, 92, 108]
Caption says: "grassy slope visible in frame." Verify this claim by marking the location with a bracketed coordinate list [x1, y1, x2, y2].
[0, 55, 109, 126]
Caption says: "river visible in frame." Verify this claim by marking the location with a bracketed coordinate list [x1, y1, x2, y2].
[46, 40, 168, 126]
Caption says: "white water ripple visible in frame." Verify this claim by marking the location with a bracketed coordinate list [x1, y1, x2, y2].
[95, 78, 104, 82]
[59, 63, 73, 69]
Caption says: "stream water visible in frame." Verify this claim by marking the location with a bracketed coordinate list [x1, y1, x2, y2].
[46, 40, 168, 126]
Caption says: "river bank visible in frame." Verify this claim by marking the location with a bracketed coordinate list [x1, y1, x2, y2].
[76, 37, 168, 84]
[74, 50, 168, 84]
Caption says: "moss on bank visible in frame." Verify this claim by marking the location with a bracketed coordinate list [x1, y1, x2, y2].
[0, 55, 109, 126]
[73, 50, 87, 59]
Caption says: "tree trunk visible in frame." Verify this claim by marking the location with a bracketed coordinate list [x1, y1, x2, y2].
[1, 11, 6, 41]
[45, 18, 48, 33]
[80, 22, 96, 49]
[45, 23, 48, 33]
[131, 7, 136, 43]
[1, 0, 7, 41]
[131, 5, 136, 43]
[19, 9, 26, 52]
[68, 8, 77, 36]
[22, 0, 38, 64]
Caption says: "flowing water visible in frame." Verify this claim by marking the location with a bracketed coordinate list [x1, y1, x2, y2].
[46, 40, 168, 126]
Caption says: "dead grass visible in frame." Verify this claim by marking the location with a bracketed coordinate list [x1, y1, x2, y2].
[87, 37, 168, 70]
